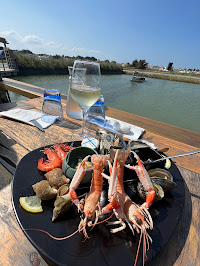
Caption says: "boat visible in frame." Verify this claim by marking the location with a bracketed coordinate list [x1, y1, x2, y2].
[130, 76, 146, 82]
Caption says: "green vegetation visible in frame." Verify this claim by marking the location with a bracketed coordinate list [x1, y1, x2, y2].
[131, 59, 148, 69]
[14, 53, 123, 75]
[100, 61, 123, 74]
[15, 54, 74, 75]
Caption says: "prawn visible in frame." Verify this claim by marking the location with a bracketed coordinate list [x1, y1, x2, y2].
[125, 151, 155, 211]
[80, 154, 111, 237]
[59, 144, 74, 152]
[69, 153, 110, 238]
[38, 147, 62, 172]
[69, 155, 93, 213]
[101, 148, 154, 266]
[53, 144, 67, 163]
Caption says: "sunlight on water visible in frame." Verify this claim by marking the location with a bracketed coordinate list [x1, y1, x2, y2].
[13, 75, 200, 133]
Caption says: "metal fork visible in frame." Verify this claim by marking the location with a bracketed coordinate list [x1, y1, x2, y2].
[144, 149, 200, 165]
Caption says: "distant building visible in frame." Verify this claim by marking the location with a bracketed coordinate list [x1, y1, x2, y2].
[37, 55, 49, 60]
[173, 68, 180, 72]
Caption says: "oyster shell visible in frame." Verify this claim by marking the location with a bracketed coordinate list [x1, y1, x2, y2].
[137, 181, 164, 202]
[148, 168, 176, 192]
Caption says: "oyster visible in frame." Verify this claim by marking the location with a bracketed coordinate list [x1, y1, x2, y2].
[137, 181, 164, 202]
[148, 168, 176, 192]
[128, 139, 157, 150]
[96, 129, 127, 154]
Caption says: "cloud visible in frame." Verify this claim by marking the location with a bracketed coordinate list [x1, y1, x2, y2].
[88, 49, 101, 54]
[0, 30, 21, 43]
[22, 35, 43, 45]
[0, 30, 104, 58]
[1, 30, 18, 37]
[70, 47, 85, 52]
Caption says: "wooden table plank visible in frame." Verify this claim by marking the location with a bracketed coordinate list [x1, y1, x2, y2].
[0, 131, 29, 165]
[0, 164, 48, 266]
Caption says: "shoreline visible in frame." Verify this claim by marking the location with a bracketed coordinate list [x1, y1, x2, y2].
[123, 69, 200, 84]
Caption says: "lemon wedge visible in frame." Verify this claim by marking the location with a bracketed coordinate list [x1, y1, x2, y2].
[19, 195, 43, 213]
[162, 155, 171, 169]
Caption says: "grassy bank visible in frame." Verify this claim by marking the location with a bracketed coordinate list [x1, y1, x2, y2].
[15, 54, 123, 75]
[123, 68, 200, 84]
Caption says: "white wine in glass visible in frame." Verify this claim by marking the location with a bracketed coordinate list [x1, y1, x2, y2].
[70, 61, 101, 138]
[70, 85, 101, 110]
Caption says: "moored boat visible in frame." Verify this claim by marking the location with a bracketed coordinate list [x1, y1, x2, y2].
[130, 76, 146, 82]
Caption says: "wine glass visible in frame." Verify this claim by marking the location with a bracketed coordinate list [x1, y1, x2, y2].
[70, 60, 101, 139]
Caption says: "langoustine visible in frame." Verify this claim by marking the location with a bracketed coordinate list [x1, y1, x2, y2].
[69, 153, 110, 238]
[101, 148, 155, 266]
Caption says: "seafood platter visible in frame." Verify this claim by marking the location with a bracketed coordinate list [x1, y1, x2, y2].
[12, 130, 185, 266]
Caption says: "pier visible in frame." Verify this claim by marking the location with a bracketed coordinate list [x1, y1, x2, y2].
[0, 37, 18, 79]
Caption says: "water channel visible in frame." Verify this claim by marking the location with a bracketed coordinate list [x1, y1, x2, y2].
[10, 74, 200, 133]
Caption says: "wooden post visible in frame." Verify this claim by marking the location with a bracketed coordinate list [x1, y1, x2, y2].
[0, 80, 11, 103]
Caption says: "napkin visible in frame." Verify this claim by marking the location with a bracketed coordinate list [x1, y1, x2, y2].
[0, 108, 58, 129]
[87, 115, 145, 140]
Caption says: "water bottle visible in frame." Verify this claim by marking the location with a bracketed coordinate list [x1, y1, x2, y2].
[86, 95, 105, 129]
[66, 67, 82, 119]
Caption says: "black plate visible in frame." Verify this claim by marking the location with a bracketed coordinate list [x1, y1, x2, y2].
[12, 142, 185, 266]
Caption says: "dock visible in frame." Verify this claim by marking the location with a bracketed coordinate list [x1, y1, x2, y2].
[0, 37, 18, 79]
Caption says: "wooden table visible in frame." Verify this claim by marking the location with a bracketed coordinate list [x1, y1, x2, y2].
[0, 97, 199, 266]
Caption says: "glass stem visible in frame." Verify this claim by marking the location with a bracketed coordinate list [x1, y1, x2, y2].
[82, 109, 87, 136]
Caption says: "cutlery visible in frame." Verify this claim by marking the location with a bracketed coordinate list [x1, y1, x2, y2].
[144, 149, 200, 165]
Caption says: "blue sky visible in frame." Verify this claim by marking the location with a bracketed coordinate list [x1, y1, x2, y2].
[1, 0, 200, 69]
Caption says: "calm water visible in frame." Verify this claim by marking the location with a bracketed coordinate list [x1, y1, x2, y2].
[11, 74, 200, 133]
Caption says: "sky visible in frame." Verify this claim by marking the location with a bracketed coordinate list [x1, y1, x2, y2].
[1, 0, 200, 69]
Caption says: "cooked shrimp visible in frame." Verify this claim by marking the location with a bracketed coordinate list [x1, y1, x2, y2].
[53, 144, 67, 163]
[38, 148, 62, 172]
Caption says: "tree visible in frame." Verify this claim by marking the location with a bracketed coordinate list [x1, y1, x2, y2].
[132, 59, 138, 68]
[52, 54, 62, 59]
[131, 59, 148, 69]
[137, 60, 148, 69]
